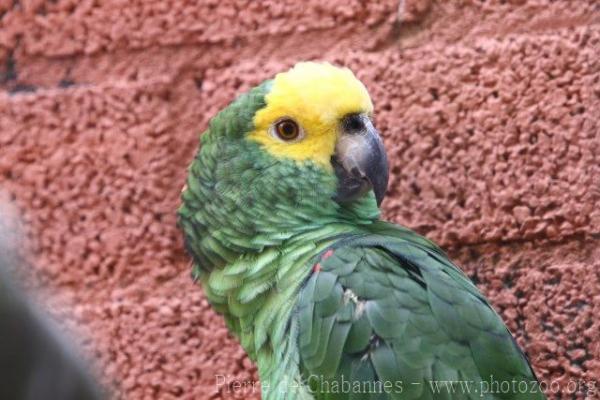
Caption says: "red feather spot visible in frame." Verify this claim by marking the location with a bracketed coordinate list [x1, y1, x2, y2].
[322, 249, 334, 260]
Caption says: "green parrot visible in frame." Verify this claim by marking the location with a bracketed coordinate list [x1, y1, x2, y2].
[178, 62, 546, 400]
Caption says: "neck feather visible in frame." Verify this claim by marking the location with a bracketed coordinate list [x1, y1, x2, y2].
[178, 100, 380, 396]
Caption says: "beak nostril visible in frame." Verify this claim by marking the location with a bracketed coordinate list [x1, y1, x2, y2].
[342, 113, 365, 133]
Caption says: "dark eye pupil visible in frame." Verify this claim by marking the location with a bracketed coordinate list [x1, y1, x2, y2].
[276, 120, 298, 140]
[282, 123, 294, 136]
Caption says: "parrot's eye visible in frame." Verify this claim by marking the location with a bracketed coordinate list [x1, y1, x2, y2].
[272, 118, 303, 142]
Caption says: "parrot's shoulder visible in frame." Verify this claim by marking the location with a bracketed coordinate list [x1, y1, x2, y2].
[293, 225, 545, 399]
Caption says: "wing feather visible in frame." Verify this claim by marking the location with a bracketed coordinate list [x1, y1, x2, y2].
[295, 231, 545, 400]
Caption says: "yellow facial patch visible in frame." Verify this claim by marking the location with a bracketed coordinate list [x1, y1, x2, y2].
[247, 62, 373, 168]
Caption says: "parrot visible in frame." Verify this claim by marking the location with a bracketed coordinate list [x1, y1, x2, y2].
[178, 62, 546, 400]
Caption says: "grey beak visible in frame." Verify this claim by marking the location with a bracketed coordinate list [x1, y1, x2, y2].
[332, 114, 389, 207]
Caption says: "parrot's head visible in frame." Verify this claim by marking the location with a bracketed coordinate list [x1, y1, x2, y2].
[180, 62, 389, 264]
[241, 62, 389, 207]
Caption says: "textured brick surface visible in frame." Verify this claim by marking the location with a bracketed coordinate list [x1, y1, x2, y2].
[1, 0, 599, 399]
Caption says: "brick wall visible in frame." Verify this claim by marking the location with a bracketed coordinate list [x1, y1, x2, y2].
[1, 1, 599, 398]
